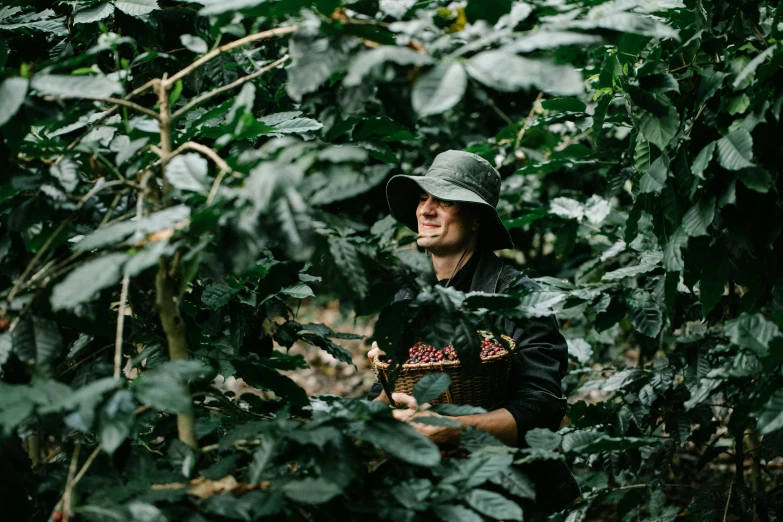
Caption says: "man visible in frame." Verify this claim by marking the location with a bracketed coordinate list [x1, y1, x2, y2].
[366, 150, 580, 513]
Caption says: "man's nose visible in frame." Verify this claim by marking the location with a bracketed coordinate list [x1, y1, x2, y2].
[419, 197, 436, 216]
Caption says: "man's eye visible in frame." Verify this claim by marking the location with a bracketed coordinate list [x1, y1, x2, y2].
[441, 201, 454, 207]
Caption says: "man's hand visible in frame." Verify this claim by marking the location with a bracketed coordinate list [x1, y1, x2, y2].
[390, 392, 463, 445]
[367, 341, 390, 403]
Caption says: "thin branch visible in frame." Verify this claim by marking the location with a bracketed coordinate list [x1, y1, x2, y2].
[171, 141, 231, 174]
[114, 275, 130, 380]
[207, 168, 229, 205]
[164, 25, 298, 87]
[171, 55, 289, 120]
[723, 479, 734, 522]
[56, 79, 157, 165]
[6, 220, 68, 305]
[44, 96, 160, 120]
[58, 441, 82, 522]
[515, 92, 544, 151]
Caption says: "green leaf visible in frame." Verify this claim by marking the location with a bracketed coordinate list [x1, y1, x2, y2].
[0, 77, 27, 127]
[310, 165, 389, 205]
[725, 313, 781, 356]
[733, 43, 780, 89]
[507, 31, 601, 53]
[727, 94, 751, 115]
[76, 205, 190, 251]
[328, 237, 368, 299]
[412, 62, 467, 116]
[268, 117, 323, 135]
[490, 467, 536, 500]
[525, 428, 562, 451]
[198, 0, 266, 15]
[114, 0, 159, 17]
[413, 374, 451, 405]
[201, 284, 237, 309]
[592, 94, 611, 145]
[280, 283, 314, 299]
[356, 419, 441, 467]
[566, 12, 678, 39]
[463, 292, 519, 310]
[166, 153, 210, 194]
[180, 34, 207, 54]
[282, 478, 343, 504]
[467, 50, 582, 96]
[286, 33, 347, 103]
[247, 435, 276, 482]
[134, 369, 192, 414]
[735, 167, 772, 193]
[682, 197, 715, 237]
[639, 104, 679, 150]
[74, 2, 114, 24]
[99, 390, 136, 455]
[757, 389, 783, 436]
[344, 46, 433, 87]
[691, 142, 715, 179]
[465, 489, 523, 521]
[602, 251, 662, 281]
[695, 69, 728, 107]
[433, 505, 483, 522]
[663, 226, 688, 272]
[639, 155, 668, 193]
[541, 97, 586, 113]
[626, 291, 663, 337]
[12, 316, 63, 366]
[633, 138, 651, 173]
[51, 253, 127, 311]
[716, 129, 754, 170]
[639, 73, 679, 93]
[429, 403, 487, 416]
[50, 158, 80, 193]
[31, 74, 123, 98]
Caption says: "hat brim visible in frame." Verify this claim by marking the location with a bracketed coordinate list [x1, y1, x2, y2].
[386, 175, 514, 251]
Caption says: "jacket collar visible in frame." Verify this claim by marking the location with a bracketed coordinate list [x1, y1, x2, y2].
[469, 250, 504, 294]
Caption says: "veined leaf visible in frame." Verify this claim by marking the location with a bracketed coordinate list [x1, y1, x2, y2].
[716, 129, 754, 170]
[74, 2, 114, 24]
[467, 50, 582, 96]
[433, 505, 483, 522]
[663, 226, 688, 272]
[12, 316, 63, 366]
[51, 253, 127, 311]
[506, 31, 602, 53]
[75, 205, 190, 251]
[639, 104, 679, 151]
[725, 313, 781, 356]
[31, 74, 123, 98]
[639, 155, 668, 193]
[356, 419, 441, 467]
[282, 478, 342, 504]
[682, 197, 715, 237]
[691, 141, 715, 179]
[413, 374, 451, 405]
[412, 62, 467, 116]
[114, 0, 159, 17]
[328, 237, 368, 299]
[0, 77, 28, 127]
[166, 152, 210, 194]
[733, 43, 780, 89]
[180, 34, 207, 54]
[465, 489, 523, 521]
[344, 46, 433, 86]
[757, 389, 783, 436]
[565, 12, 678, 39]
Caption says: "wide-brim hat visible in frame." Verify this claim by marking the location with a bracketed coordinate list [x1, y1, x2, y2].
[386, 150, 514, 251]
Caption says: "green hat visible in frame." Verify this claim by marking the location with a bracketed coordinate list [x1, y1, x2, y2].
[386, 150, 514, 251]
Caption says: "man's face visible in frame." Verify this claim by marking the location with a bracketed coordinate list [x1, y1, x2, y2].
[416, 192, 478, 254]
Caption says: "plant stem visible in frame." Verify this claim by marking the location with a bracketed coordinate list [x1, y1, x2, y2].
[171, 55, 290, 121]
[44, 95, 160, 120]
[114, 274, 130, 380]
[164, 25, 298, 86]
[155, 259, 198, 450]
[723, 479, 734, 522]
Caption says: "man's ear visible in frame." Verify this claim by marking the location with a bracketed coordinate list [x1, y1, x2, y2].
[472, 218, 480, 231]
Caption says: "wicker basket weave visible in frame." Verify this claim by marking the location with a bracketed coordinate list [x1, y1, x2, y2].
[372, 334, 516, 410]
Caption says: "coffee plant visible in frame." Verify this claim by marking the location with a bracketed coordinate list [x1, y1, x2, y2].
[1, 0, 782, 520]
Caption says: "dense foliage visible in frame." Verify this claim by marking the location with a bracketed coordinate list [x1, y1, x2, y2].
[1, 0, 782, 520]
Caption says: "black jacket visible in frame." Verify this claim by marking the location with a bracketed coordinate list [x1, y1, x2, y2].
[367, 250, 580, 512]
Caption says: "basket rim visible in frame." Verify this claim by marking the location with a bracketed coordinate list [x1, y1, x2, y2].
[372, 333, 516, 372]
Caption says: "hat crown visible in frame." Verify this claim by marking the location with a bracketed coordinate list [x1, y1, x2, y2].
[425, 150, 500, 207]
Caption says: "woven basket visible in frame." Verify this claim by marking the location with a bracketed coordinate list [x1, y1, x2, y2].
[372, 334, 516, 410]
